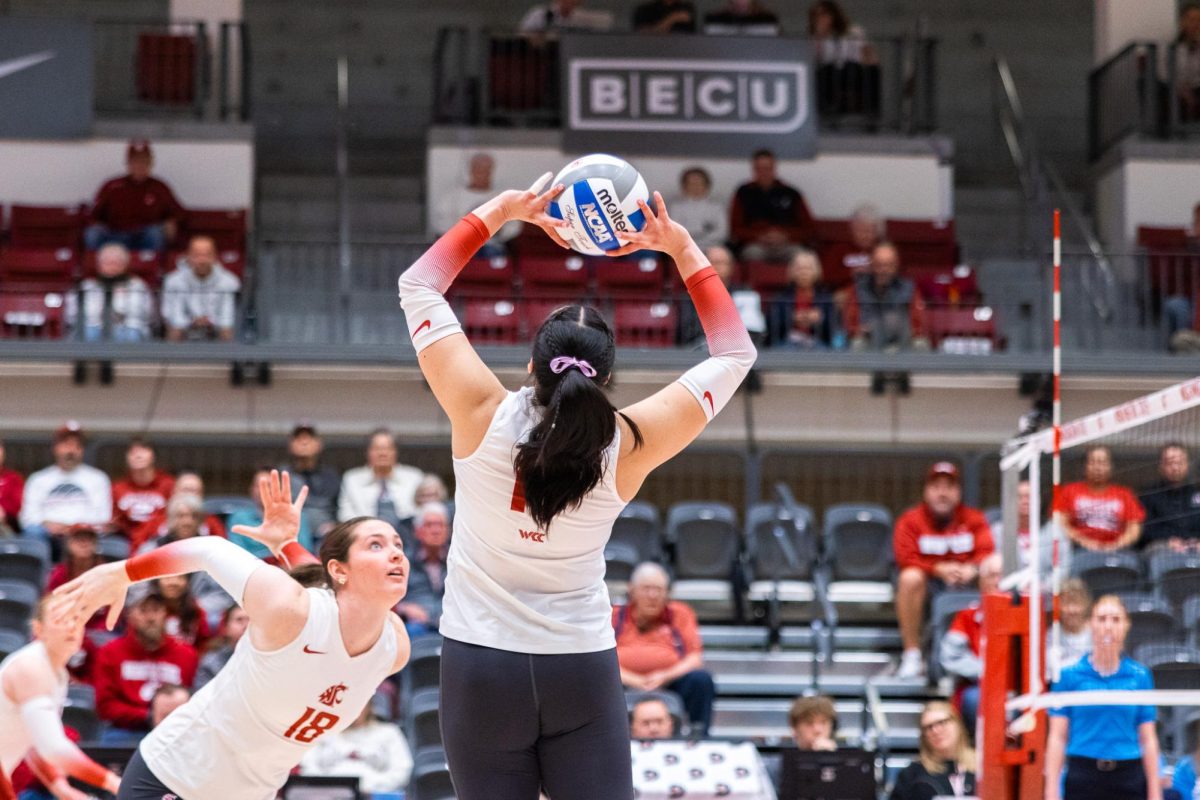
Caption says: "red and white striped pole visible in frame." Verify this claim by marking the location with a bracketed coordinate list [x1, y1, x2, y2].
[1050, 209, 1063, 684]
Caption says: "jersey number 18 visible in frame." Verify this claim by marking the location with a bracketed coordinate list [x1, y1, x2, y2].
[283, 707, 340, 743]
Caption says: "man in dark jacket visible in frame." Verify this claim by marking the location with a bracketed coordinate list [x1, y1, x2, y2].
[1140, 443, 1200, 553]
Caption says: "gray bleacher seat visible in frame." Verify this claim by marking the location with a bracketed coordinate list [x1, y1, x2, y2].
[1071, 550, 1141, 596]
[625, 689, 688, 736]
[0, 580, 38, 632]
[666, 501, 741, 621]
[405, 687, 442, 754]
[1118, 592, 1177, 654]
[604, 540, 641, 600]
[0, 538, 49, 588]
[610, 500, 662, 562]
[97, 534, 130, 562]
[1147, 550, 1200, 613]
[745, 502, 818, 616]
[1134, 643, 1200, 689]
[0, 628, 27, 662]
[409, 747, 455, 800]
[1186, 596, 1200, 649]
[63, 696, 100, 741]
[822, 503, 895, 620]
[928, 590, 980, 683]
[402, 635, 442, 699]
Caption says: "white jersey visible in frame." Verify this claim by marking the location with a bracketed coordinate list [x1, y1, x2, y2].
[440, 386, 627, 654]
[0, 642, 68, 775]
[141, 588, 398, 800]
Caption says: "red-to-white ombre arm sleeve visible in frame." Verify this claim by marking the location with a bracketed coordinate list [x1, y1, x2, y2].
[20, 698, 115, 789]
[125, 537, 264, 606]
[397, 215, 489, 353]
[677, 266, 758, 421]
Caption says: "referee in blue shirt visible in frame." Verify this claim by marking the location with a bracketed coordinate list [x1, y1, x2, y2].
[1044, 594, 1161, 800]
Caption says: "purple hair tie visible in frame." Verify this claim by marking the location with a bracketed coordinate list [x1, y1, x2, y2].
[549, 356, 597, 378]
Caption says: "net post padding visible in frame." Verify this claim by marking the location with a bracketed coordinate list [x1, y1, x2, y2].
[979, 592, 1045, 800]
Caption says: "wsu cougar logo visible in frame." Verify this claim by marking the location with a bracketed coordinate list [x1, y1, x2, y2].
[318, 683, 347, 707]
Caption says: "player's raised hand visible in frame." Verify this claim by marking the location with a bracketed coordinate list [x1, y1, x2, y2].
[231, 469, 307, 553]
[503, 172, 572, 249]
[52, 561, 131, 631]
[604, 192, 693, 259]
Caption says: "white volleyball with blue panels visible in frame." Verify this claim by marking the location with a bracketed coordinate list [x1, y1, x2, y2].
[549, 154, 650, 256]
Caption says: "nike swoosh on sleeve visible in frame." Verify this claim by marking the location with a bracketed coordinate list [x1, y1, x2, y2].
[414, 319, 432, 334]
[0, 51, 56, 81]
[702, 391, 715, 415]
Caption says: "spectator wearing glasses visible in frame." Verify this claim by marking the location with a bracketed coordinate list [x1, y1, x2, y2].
[844, 242, 929, 352]
[889, 701, 976, 800]
[1056, 446, 1144, 552]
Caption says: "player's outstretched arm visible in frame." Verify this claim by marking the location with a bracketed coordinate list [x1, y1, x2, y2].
[610, 194, 757, 493]
[397, 174, 568, 458]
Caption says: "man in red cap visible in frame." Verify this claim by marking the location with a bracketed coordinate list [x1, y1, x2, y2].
[84, 139, 185, 252]
[892, 461, 994, 679]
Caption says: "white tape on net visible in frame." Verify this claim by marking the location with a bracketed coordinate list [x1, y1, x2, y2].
[1007, 689, 1200, 713]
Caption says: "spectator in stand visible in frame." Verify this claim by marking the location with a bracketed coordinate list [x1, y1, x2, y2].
[1056, 445, 1144, 552]
[1163, 201, 1200, 352]
[768, 248, 837, 349]
[131, 469, 226, 552]
[789, 695, 838, 751]
[1057, 578, 1092, 670]
[518, 0, 614, 33]
[670, 167, 728, 250]
[111, 439, 174, 540]
[730, 149, 815, 262]
[703, 0, 780, 34]
[94, 584, 198, 744]
[65, 243, 153, 342]
[808, 1, 878, 117]
[614, 562, 716, 737]
[155, 575, 212, 650]
[161, 235, 241, 342]
[431, 153, 523, 257]
[194, 605, 249, 690]
[227, 468, 315, 559]
[394, 502, 451, 636]
[414, 473, 450, 506]
[990, 479, 1053, 573]
[633, 0, 696, 33]
[148, 684, 190, 729]
[338, 428, 425, 533]
[889, 701, 977, 800]
[298, 703, 414, 794]
[0, 436, 23, 536]
[629, 696, 676, 739]
[20, 422, 111, 554]
[893, 461, 995, 680]
[823, 203, 884, 292]
[937, 553, 1002, 732]
[1045, 595, 1160, 800]
[845, 242, 929, 352]
[678, 245, 765, 347]
[84, 139, 184, 252]
[280, 421, 340, 540]
[1139, 443, 1200, 553]
[1176, 3, 1200, 123]
[45, 526, 108, 633]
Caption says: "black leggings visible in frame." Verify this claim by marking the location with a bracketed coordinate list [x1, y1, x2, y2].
[440, 637, 634, 800]
[117, 749, 181, 800]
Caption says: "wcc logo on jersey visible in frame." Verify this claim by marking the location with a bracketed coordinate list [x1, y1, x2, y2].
[319, 683, 347, 707]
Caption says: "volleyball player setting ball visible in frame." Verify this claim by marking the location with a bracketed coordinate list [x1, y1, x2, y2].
[0, 601, 121, 800]
[397, 167, 756, 799]
[54, 471, 412, 800]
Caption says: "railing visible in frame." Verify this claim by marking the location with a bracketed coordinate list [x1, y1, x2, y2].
[92, 19, 250, 121]
[434, 28, 938, 134]
[1088, 40, 1200, 161]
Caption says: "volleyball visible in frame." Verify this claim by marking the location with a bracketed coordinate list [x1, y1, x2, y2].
[548, 154, 650, 256]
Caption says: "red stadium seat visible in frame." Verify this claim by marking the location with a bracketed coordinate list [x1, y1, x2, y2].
[595, 256, 663, 300]
[511, 223, 569, 259]
[1137, 226, 1189, 250]
[9, 205, 85, 250]
[137, 33, 196, 105]
[219, 250, 246, 279]
[744, 260, 791, 294]
[0, 248, 76, 287]
[0, 292, 65, 339]
[910, 264, 980, 306]
[886, 219, 958, 269]
[614, 300, 677, 348]
[462, 298, 519, 344]
[519, 254, 590, 296]
[185, 209, 248, 252]
[926, 305, 1000, 353]
[520, 298, 578, 340]
[450, 256, 515, 300]
[1137, 226, 1199, 301]
[814, 218, 853, 244]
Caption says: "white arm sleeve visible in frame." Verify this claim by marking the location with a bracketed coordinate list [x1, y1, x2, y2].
[20, 697, 77, 762]
[126, 537, 265, 606]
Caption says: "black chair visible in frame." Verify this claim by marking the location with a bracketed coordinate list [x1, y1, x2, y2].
[745, 501, 819, 621]
[1118, 592, 1177, 654]
[822, 503, 894, 583]
[603, 540, 641, 594]
[1071, 550, 1141, 596]
[405, 687, 442, 754]
[610, 500, 662, 562]
[402, 635, 442, 699]
[0, 538, 49, 587]
[0, 580, 38, 632]
[63, 703, 101, 741]
[0, 628, 27, 662]
[664, 501, 742, 621]
[97, 535, 131, 562]
[1186, 596, 1200, 650]
[1147, 550, 1200, 613]
[408, 747, 455, 800]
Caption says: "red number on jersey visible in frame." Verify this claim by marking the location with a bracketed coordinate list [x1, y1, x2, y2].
[283, 706, 340, 743]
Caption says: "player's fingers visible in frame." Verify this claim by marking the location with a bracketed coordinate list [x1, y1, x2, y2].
[230, 525, 258, 537]
[294, 484, 309, 511]
[528, 171, 554, 195]
[540, 224, 572, 249]
[281, 470, 292, 505]
[105, 602, 121, 631]
[604, 242, 642, 257]
[653, 191, 671, 221]
[262, 472, 275, 505]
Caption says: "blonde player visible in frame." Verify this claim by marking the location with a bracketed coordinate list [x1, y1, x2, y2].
[54, 471, 411, 800]
[396, 178, 756, 799]
[0, 599, 121, 800]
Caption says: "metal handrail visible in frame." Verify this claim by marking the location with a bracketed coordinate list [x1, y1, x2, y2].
[993, 54, 1115, 320]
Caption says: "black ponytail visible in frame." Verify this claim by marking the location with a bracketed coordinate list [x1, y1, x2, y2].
[515, 305, 643, 531]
